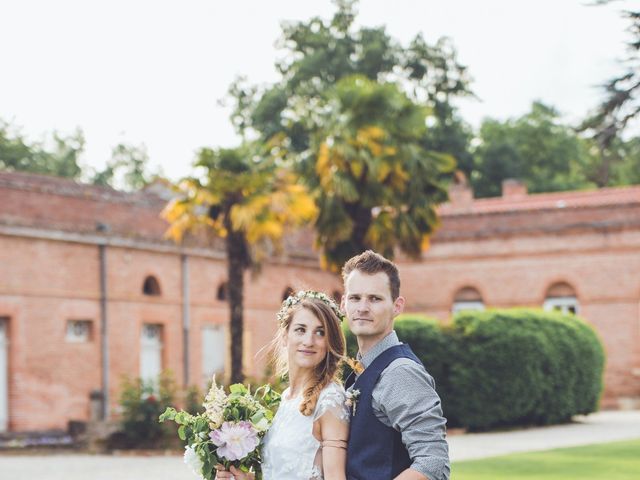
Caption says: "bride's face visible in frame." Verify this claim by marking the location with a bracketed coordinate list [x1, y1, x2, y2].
[286, 307, 328, 371]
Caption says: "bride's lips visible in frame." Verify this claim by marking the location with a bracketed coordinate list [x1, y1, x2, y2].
[298, 349, 317, 355]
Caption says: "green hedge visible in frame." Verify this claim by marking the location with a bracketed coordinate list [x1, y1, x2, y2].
[342, 309, 605, 431]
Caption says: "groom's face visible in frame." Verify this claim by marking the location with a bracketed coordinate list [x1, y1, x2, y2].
[342, 270, 404, 346]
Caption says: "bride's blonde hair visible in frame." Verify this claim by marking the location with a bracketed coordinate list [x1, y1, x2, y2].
[272, 298, 345, 416]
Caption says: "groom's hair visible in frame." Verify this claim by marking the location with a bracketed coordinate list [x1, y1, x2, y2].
[342, 250, 401, 300]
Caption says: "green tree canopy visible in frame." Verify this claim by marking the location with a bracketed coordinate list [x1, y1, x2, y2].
[285, 75, 454, 269]
[228, 0, 473, 160]
[91, 142, 157, 191]
[472, 102, 597, 198]
[226, 0, 470, 268]
[0, 119, 84, 179]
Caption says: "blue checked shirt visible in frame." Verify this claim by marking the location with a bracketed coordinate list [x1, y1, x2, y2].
[354, 331, 450, 480]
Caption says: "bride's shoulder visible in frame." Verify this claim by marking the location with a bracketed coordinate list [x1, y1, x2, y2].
[319, 381, 347, 400]
[314, 382, 349, 421]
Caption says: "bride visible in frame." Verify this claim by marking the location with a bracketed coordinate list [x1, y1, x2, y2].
[216, 291, 350, 480]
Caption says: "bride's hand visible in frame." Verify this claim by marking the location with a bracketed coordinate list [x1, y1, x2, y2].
[214, 464, 254, 480]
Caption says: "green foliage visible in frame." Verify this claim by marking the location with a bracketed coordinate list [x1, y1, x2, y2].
[344, 309, 604, 431]
[292, 75, 455, 269]
[472, 102, 597, 198]
[91, 142, 157, 191]
[160, 381, 281, 480]
[116, 371, 178, 449]
[448, 309, 604, 430]
[225, 0, 472, 269]
[579, 7, 640, 184]
[0, 119, 84, 179]
[184, 384, 205, 415]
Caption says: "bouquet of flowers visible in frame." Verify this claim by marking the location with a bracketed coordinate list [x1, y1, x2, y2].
[160, 377, 280, 480]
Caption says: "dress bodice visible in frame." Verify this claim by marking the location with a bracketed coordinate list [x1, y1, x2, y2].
[261, 382, 349, 480]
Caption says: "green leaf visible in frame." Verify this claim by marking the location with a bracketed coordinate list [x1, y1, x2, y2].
[229, 383, 248, 395]
[158, 407, 177, 423]
[178, 425, 186, 441]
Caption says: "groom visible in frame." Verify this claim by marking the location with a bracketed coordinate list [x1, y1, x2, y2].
[341, 250, 450, 480]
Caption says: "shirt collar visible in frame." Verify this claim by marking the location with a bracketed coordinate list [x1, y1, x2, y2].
[357, 331, 401, 368]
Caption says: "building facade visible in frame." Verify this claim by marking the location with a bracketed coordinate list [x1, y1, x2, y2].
[400, 179, 640, 409]
[0, 172, 340, 431]
[0, 172, 639, 431]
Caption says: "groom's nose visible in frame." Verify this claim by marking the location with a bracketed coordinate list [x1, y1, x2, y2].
[356, 300, 370, 313]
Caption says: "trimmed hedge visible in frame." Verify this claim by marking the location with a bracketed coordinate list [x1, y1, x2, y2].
[342, 309, 605, 431]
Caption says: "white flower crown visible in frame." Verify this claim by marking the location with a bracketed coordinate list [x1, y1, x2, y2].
[277, 290, 345, 326]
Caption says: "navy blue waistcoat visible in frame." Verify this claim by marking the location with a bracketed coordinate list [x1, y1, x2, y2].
[345, 344, 422, 480]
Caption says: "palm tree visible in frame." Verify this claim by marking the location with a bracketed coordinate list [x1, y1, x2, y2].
[163, 144, 316, 383]
[287, 75, 456, 270]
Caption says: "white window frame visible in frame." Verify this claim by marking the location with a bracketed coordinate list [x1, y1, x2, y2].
[452, 300, 485, 314]
[202, 324, 226, 387]
[544, 296, 579, 315]
[65, 320, 92, 343]
[140, 323, 163, 388]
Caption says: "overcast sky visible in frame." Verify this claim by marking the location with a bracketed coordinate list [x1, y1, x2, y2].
[0, 0, 633, 180]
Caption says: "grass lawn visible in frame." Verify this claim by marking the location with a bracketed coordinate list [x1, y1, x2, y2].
[452, 439, 640, 479]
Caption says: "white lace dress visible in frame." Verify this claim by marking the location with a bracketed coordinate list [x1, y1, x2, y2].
[261, 382, 350, 480]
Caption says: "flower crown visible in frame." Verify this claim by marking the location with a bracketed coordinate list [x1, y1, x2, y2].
[277, 290, 345, 325]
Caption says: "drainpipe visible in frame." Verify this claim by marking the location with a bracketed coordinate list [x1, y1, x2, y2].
[182, 254, 190, 387]
[97, 223, 109, 420]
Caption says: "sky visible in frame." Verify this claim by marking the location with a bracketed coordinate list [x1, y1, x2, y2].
[0, 0, 634, 181]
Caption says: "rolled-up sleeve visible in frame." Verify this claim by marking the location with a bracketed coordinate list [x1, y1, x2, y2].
[372, 359, 450, 480]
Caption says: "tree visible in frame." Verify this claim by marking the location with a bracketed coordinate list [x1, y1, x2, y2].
[285, 76, 455, 270]
[162, 144, 316, 383]
[228, 0, 473, 161]
[0, 119, 84, 179]
[472, 102, 597, 197]
[91, 142, 157, 191]
[227, 0, 470, 268]
[580, 5, 640, 185]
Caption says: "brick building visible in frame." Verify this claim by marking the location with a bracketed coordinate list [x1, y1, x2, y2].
[0, 171, 639, 432]
[0, 172, 341, 432]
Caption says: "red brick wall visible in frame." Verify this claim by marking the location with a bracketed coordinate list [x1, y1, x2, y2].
[0, 234, 340, 431]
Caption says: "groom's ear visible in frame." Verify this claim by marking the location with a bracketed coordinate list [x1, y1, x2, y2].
[393, 296, 405, 317]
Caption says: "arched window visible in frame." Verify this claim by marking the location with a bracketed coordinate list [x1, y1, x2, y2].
[452, 286, 485, 314]
[543, 282, 579, 314]
[217, 282, 228, 302]
[282, 286, 295, 301]
[143, 276, 161, 296]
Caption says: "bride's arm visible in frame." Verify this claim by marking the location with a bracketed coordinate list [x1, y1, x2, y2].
[319, 411, 349, 480]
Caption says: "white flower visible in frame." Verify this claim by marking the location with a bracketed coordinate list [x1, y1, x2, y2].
[203, 375, 227, 429]
[183, 445, 204, 479]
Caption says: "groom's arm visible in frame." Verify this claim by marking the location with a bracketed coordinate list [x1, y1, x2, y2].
[394, 469, 429, 480]
[373, 359, 450, 480]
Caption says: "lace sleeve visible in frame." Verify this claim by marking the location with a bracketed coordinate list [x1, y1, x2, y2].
[313, 383, 350, 423]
